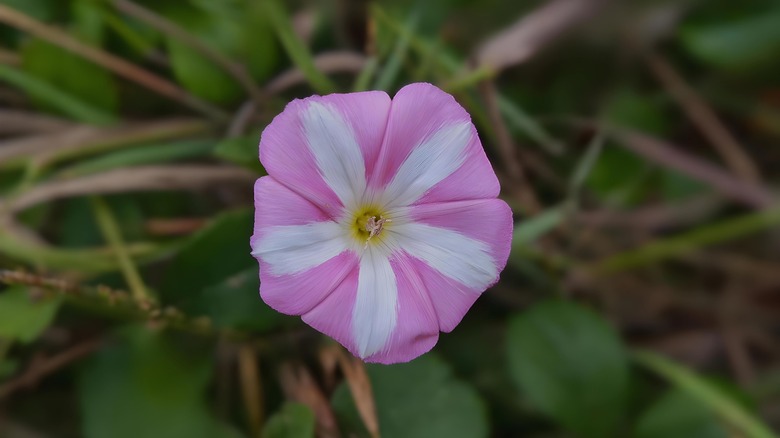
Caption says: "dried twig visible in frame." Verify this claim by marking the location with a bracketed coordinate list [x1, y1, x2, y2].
[278, 362, 341, 438]
[0, 4, 228, 120]
[0, 118, 212, 166]
[0, 338, 103, 400]
[645, 52, 762, 184]
[6, 165, 256, 214]
[479, 79, 541, 213]
[265, 51, 366, 95]
[610, 128, 775, 209]
[237, 345, 265, 436]
[575, 195, 724, 231]
[475, 0, 603, 72]
[334, 348, 380, 438]
[0, 110, 73, 135]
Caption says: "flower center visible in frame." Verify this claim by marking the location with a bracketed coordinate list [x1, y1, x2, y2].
[350, 206, 391, 246]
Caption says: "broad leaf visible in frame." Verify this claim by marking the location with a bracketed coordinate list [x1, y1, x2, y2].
[636, 390, 727, 438]
[79, 326, 243, 438]
[332, 355, 489, 438]
[263, 403, 315, 438]
[506, 300, 630, 438]
[0, 286, 62, 343]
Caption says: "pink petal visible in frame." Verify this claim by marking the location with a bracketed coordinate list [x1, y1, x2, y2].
[408, 199, 513, 272]
[259, 253, 358, 315]
[302, 268, 360, 355]
[252, 176, 358, 315]
[411, 256, 485, 333]
[370, 83, 499, 204]
[302, 252, 440, 364]
[403, 199, 513, 331]
[259, 91, 391, 217]
[251, 176, 330, 245]
[370, 254, 439, 364]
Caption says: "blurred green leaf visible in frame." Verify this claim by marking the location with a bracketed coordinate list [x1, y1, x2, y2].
[636, 390, 727, 438]
[506, 300, 629, 438]
[680, 8, 780, 71]
[79, 326, 243, 438]
[0, 359, 18, 378]
[264, 0, 335, 94]
[262, 403, 315, 438]
[59, 140, 215, 178]
[661, 170, 707, 201]
[71, 0, 107, 44]
[161, 209, 254, 302]
[634, 351, 776, 438]
[21, 39, 119, 113]
[213, 135, 265, 173]
[164, 1, 276, 104]
[193, 268, 287, 332]
[586, 145, 652, 207]
[0, 286, 62, 343]
[511, 204, 568, 247]
[332, 355, 489, 438]
[0, 63, 116, 125]
[0, 0, 55, 20]
[602, 89, 672, 135]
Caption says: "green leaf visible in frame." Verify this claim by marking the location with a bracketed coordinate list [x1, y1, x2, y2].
[511, 204, 568, 247]
[633, 350, 777, 438]
[0, 286, 62, 343]
[71, 0, 107, 44]
[262, 403, 315, 438]
[332, 355, 489, 438]
[0, 359, 18, 378]
[79, 326, 243, 438]
[213, 135, 265, 173]
[0, 63, 116, 125]
[506, 300, 629, 438]
[193, 268, 287, 332]
[264, 0, 335, 94]
[586, 145, 652, 207]
[0, 0, 56, 21]
[680, 8, 780, 71]
[160, 209, 255, 302]
[636, 390, 727, 438]
[21, 39, 119, 114]
[164, 1, 277, 104]
[602, 88, 672, 135]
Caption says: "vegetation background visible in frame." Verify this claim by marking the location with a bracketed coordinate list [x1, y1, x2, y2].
[1, 0, 779, 436]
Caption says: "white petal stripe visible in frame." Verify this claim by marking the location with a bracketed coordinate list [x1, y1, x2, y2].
[391, 222, 498, 289]
[353, 247, 398, 358]
[302, 101, 366, 209]
[382, 123, 471, 208]
[251, 222, 349, 276]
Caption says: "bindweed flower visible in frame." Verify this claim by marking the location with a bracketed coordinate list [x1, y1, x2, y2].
[251, 83, 512, 364]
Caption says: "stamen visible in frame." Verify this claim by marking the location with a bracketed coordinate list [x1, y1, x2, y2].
[363, 215, 390, 247]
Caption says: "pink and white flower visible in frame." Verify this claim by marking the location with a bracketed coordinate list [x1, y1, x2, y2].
[250, 83, 512, 364]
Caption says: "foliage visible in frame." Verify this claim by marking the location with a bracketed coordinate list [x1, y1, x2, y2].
[1, 0, 779, 436]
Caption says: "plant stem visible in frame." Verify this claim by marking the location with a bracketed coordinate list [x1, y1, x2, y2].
[90, 196, 150, 303]
[633, 350, 777, 438]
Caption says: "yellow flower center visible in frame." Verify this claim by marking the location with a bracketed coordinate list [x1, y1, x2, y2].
[350, 206, 391, 246]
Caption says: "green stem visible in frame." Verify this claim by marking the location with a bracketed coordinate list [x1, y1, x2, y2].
[593, 205, 780, 272]
[90, 197, 150, 302]
[633, 350, 777, 438]
[264, 0, 336, 94]
[0, 230, 171, 273]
